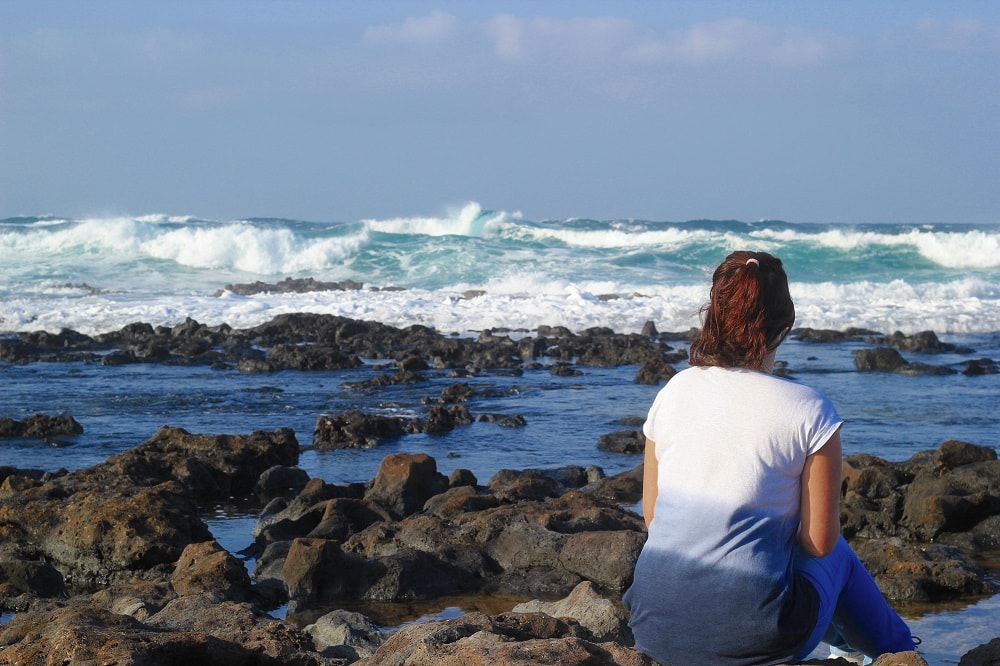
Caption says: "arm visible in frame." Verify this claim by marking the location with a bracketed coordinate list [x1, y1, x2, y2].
[798, 428, 843, 557]
[641, 436, 658, 529]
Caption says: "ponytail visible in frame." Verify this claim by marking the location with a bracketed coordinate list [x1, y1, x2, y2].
[689, 251, 794, 369]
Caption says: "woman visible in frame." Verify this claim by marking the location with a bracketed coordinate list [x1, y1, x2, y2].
[623, 251, 915, 664]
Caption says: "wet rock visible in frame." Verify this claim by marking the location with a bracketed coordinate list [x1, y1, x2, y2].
[439, 382, 474, 403]
[0, 606, 327, 666]
[313, 411, 407, 450]
[354, 611, 657, 666]
[170, 540, 252, 602]
[0, 558, 67, 606]
[902, 447, 1000, 541]
[960, 638, 1000, 665]
[0, 427, 298, 593]
[597, 429, 644, 454]
[266, 343, 363, 371]
[961, 358, 998, 376]
[255, 464, 311, 499]
[853, 538, 995, 602]
[512, 580, 631, 643]
[853, 347, 908, 371]
[366, 453, 449, 519]
[884, 330, 957, 353]
[145, 594, 335, 665]
[633, 359, 677, 385]
[305, 608, 385, 660]
[0, 413, 83, 438]
[474, 413, 527, 428]
[220, 276, 364, 296]
[587, 464, 644, 505]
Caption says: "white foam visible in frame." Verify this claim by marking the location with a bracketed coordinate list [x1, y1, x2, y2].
[362, 202, 511, 238]
[3, 277, 997, 337]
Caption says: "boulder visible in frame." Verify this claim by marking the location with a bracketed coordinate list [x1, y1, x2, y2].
[512, 580, 631, 642]
[854, 538, 995, 602]
[353, 611, 657, 666]
[313, 411, 407, 450]
[366, 453, 449, 519]
[0, 606, 322, 666]
[597, 429, 644, 454]
[305, 608, 385, 660]
[0, 414, 83, 438]
[960, 638, 1000, 666]
[170, 540, 252, 602]
[853, 348, 907, 371]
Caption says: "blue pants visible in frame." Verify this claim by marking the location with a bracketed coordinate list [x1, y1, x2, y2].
[793, 536, 915, 659]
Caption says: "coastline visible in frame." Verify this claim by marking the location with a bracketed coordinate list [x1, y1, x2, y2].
[1, 314, 998, 664]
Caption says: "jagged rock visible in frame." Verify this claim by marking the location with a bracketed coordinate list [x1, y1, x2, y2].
[254, 464, 311, 499]
[366, 453, 449, 519]
[854, 538, 995, 602]
[597, 429, 644, 454]
[960, 638, 1000, 666]
[633, 359, 677, 385]
[170, 540, 252, 602]
[854, 347, 908, 371]
[512, 580, 631, 643]
[313, 411, 407, 450]
[0, 413, 84, 438]
[305, 608, 385, 660]
[353, 611, 657, 666]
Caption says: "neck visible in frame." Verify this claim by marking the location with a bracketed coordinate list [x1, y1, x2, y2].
[759, 349, 777, 373]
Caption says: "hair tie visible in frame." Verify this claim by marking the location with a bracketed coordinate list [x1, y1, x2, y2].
[745, 258, 759, 266]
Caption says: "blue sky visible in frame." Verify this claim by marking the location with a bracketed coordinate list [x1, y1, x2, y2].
[2, 1, 998, 224]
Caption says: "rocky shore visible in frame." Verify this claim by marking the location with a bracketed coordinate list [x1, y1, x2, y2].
[1, 314, 999, 664]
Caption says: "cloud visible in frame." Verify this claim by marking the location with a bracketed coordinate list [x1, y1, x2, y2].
[481, 14, 844, 68]
[912, 17, 1000, 52]
[634, 18, 846, 67]
[363, 10, 460, 46]
[486, 14, 636, 61]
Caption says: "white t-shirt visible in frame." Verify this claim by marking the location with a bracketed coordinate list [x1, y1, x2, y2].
[625, 365, 842, 665]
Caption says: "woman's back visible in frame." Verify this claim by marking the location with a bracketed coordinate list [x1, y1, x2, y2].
[625, 365, 839, 664]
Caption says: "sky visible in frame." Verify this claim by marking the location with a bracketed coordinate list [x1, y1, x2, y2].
[1, 1, 999, 225]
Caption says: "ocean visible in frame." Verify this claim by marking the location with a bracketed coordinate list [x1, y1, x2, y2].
[1, 204, 999, 664]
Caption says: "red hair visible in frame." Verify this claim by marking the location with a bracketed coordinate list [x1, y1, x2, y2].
[689, 251, 795, 369]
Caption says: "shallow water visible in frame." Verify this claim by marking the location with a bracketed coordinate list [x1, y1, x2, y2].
[2, 334, 998, 664]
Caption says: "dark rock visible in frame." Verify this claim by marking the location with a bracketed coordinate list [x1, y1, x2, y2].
[313, 411, 407, 450]
[266, 343, 362, 371]
[512, 580, 632, 643]
[0, 414, 83, 438]
[854, 538, 996, 602]
[0, 558, 67, 606]
[440, 382, 474, 403]
[0, 606, 330, 666]
[588, 464, 644, 505]
[255, 465, 311, 499]
[305, 608, 385, 660]
[220, 276, 364, 296]
[596, 430, 644, 454]
[853, 347, 908, 371]
[474, 413, 527, 428]
[961, 358, 998, 376]
[170, 540, 252, 602]
[145, 594, 333, 665]
[884, 330, 956, 353]
[960, 637, 1000, 666]
[633, 359, 677, 385]
[0, 426, 297, 593]
[936, 440, 998, 471]
[353, 610, 657, 666]
[366, 453, 449, 519]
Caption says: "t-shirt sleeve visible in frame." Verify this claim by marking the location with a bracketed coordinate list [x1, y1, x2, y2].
[804, 391, 843, 456]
